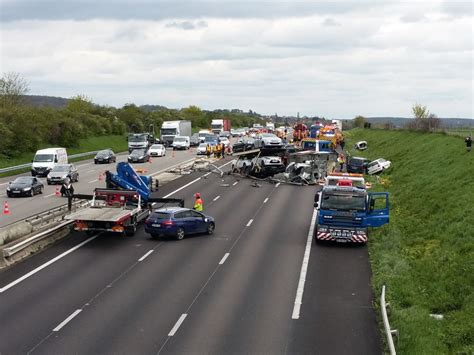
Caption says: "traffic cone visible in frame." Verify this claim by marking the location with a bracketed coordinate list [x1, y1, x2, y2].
[3, 201, 10, 215]
[55, 186, 61, 197]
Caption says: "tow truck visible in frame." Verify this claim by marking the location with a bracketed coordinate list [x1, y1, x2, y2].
[66, 162, 183, 236]
[314, 184, 389, 244]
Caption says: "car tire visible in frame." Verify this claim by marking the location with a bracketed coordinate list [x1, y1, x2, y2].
[47, 181, 51, 185]
[7, 193, 12, 198]
[206, 222, 215, 235]
[29, 189, 34, 197]
[176, 227, 185, 240]
[39, 187, 43, 194]
[150, 233, 160, 239]
[125, 223, 136, 236]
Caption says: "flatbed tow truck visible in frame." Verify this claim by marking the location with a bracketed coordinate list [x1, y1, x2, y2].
[66, 162, 183, 236]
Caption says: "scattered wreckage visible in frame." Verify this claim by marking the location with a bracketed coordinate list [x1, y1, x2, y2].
[354, 141, 368, 151]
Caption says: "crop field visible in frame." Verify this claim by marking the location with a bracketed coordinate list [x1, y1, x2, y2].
[345, 129, 473, 354]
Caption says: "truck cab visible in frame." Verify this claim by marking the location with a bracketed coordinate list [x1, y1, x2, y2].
[314, 185, 389, 243]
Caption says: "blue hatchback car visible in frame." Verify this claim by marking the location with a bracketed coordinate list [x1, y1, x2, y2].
[144, 207, 215, 240]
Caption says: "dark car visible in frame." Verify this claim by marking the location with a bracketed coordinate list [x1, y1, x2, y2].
[144, 207, 215, 240]
[6, 176, 44, 197]
[219, 131, 231, 139]
[94, 149, 116, 164]
[347, 157, 369, 174]
[232, 138, 255, 153]
[190, 134, 201, 147]
[128, 149, 150, 163]
[47, 164, 79, 184]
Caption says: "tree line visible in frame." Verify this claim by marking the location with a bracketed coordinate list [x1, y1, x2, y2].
[0, 72, 264, 158]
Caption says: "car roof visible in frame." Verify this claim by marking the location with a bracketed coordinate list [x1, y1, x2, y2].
[153, 207, 190, 214]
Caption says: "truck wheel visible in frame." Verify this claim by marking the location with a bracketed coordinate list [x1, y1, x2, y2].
[125, 224, 136, 236]
[176, 227, 185, 240]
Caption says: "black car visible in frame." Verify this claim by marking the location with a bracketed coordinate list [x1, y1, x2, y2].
[128, 149, 150, 163]
[6, 176, 44, 197]
[190, 134, 200, 147]
[232, 138, 255, 153]
[94, 149, 116, 164]
[347, 157, 369, 174]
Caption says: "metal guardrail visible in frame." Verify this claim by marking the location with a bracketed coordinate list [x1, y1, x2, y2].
[0, 150, 102, 174]
[381, 285, 397, 355]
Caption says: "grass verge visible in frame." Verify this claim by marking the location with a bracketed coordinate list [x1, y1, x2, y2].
[344, 129, 473, 354]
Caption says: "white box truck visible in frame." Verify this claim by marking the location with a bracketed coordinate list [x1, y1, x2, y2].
[160, 120, 192, 146]
[31, 148, 68, 177]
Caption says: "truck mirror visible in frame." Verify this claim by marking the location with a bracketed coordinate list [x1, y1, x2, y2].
[314, 192, 320, 203]
[314, 202, 318, 208]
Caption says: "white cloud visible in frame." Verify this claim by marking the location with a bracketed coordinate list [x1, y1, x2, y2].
[0, 1, 472, 118]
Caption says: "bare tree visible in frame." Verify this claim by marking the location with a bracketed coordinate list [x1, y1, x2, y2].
[0, 72, 30, 108]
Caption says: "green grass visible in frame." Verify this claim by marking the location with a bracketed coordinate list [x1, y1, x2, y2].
[0, 135, 128, 177]
[344, 129, 474, 354]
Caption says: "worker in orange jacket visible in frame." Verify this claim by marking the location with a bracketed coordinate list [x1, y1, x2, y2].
[193, 192, 203, 211]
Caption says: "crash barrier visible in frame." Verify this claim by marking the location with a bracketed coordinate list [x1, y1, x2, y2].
[0, 199, 90, 247]
[0, 149, 110, 174]
[381, 285, 397, 355]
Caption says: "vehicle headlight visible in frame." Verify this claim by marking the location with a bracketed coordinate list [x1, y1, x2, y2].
[6, 187, 10, 191]
[47, 174, 51, 179]
[318, 225, 328, 232]
[23, 187, 31, 191]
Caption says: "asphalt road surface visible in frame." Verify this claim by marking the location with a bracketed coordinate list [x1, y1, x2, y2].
[0, 148, 200, 227]
[0, 161, 381, 354]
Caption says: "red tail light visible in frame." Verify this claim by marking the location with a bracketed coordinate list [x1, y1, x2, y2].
[162, 220, 174, 226]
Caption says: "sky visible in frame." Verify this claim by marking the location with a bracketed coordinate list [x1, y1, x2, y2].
[1, 0, 472, 118]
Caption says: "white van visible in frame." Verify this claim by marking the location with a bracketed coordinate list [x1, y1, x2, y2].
[172, 136, 190, 150]
[31, 148, 68, 177]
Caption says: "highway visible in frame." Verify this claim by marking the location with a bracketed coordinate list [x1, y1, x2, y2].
[0, 148, 199, 227]
[0, 160, 381, 354]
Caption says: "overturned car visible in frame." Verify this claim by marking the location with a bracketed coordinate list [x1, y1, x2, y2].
[231, 153, 285, 179]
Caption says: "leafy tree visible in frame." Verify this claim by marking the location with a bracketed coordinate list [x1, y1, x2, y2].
[0, 72, 29, 108]
[412, 103, 430, 119]
[66, 95, 95, 113]
[354, 115, 366, 128]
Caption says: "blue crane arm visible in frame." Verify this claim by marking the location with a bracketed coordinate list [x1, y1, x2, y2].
[105, 162, 151, 202]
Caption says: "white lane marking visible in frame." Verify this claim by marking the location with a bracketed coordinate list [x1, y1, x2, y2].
[53, 309, 82, 332]
[168, 314, 187, 336]
[213, 195, 220, 201]
[263, 197, 269, 204]
[246, 219, 253, 227]
[232, 181, 238, 186]
[86, 169, 95, 173]
[292, 208, 318, 319]
[0, 182, 9, 186]
[88, 179, 98, 183]
[162, 177, 201, 198]
[43, 193, 55, 198]
[219, 253, 230, 265]
[0, 235, 99, 293]
[138, 250, 154, 262]
[148, 157, 196, 178]
[275, 182, 281, 187]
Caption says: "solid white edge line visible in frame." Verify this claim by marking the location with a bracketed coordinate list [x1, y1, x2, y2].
[246, 219, 253, 227]
[53, 309, 82, 332]
[88, 179, 98, 183]
[292, 208, 318, 320]
[219, 253, 230, 265]
[213, 195, 220, 201]
[232, 181, 238, 186]
[43, 193, 55, 198]
[275, 182, 281, 187]
[168, 314, 187, 336]
[263, 197, 269, 204]
[0, 235, 99, 293]
[138, 250, 154, 262]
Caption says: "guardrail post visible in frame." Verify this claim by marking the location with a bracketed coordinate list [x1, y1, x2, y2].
[381, 285, 397, 355]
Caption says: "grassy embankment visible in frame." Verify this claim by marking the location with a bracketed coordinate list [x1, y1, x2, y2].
[344, 129, 473, 354]
[0, 135, 128, 177]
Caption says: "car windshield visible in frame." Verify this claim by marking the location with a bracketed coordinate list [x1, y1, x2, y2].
[161, 128, 177, 135]
[151, 145, 163, 149]
[321, 193, 366, 212]
[131, 150, 145, 155]
[14, 177, 33, 183]
[97, 151, 109, 156]
[199, 143, 207, 148]
[350, 159, 365, 166]
[34, 154, 54, 162]
[52, 165, 69, 172]
[174, 138, 186, 142]
[128, 135, 147, 142]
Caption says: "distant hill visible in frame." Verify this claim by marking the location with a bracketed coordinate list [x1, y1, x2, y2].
[22, 95, 70, 109]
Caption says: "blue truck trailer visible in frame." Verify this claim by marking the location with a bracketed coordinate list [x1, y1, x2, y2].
[314, 185, 389, 244]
